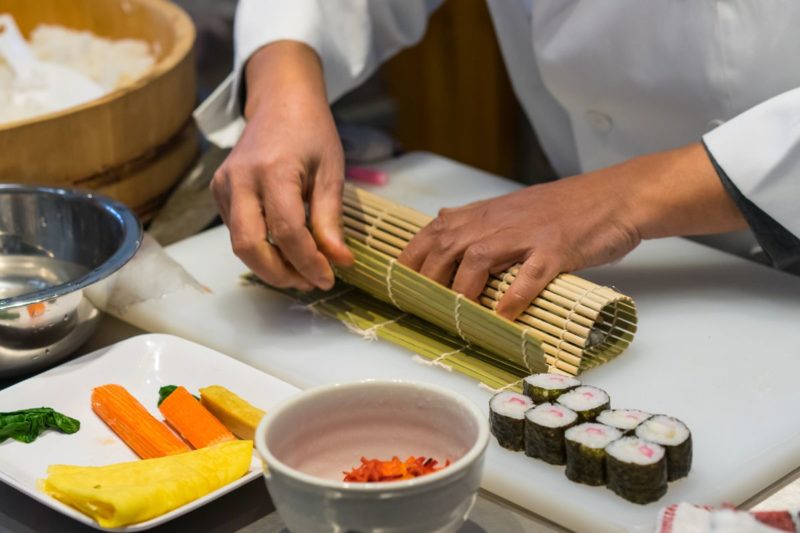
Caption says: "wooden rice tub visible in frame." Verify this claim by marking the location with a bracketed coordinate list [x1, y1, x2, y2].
[0, 0, 197, 220]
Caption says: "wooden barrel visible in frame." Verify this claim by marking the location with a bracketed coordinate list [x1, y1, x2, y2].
[0, 0, 198, 220]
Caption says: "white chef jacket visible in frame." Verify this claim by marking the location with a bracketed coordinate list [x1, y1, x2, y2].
[231, 0, 800, 245]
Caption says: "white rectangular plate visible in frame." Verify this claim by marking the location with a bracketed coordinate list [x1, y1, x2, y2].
[0, 333, 300, 531]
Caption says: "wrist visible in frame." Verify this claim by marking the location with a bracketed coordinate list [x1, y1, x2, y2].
[243, 41, 328, 120]
[625, 143, 747, 240]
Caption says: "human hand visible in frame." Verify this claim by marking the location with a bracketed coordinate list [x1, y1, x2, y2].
[211, 42, 353, 291]
[398, 143, 746, 320]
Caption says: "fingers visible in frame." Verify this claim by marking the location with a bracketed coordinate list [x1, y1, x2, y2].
[398, 208, 459, 271]
[309, 158, 354, 266]
[451, 241, 518, 301]
[209, 170, 231, 226]
[417, 228, 461, 285]
[397, 221, 437, 271]
[227, 186, 314, 291]
[261, 177, 336, 290]
[496, 254, 559, 320]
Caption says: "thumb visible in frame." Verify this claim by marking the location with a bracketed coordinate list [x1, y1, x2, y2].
[309, 161, 354, 266]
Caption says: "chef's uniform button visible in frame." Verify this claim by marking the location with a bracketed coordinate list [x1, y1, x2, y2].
[706, 119, 725, 131]
[586, 110, 613, 133]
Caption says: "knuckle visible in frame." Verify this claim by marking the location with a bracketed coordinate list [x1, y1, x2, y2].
[211, 167, 227, 187]
[270, 219, 299, 242]
[464, 243, 492, 266]
[224, 159, 250, 179]
[521, 261, 548, 281]
[230, 236, 257, 257]
[434, 233, 457, 253]
[398, 245, 419, 265]
[227, 156, 275, 181]
[429, 215, 449, 235]
[504, 289, 528, 304]
[437, 207, 453, 218]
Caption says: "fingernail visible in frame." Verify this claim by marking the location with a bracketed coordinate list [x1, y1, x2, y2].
[318, 272, 335, 290]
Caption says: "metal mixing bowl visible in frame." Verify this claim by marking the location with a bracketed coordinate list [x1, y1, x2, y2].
[0, 185, 141, 378]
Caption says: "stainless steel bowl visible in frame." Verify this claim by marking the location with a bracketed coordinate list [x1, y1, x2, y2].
[0, 185, 141, 377]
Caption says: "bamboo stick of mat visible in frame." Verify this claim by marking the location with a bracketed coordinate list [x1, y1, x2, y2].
[336, 185, 637, 376]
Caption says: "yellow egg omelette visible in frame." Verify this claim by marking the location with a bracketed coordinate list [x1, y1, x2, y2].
[39, 440, 252, 528]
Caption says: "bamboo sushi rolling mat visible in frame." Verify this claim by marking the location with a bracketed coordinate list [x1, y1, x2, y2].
[250, 185, 638, 389]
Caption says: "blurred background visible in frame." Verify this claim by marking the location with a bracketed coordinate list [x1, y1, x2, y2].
[176, 0, 554, 185]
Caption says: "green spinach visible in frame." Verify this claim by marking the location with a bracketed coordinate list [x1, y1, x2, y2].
[0, 408, 80, 444]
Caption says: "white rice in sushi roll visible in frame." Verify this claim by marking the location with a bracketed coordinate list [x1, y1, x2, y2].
[489, 391, 534, 451]
[597, 409, 651, 433]
[522, 373, 580, 403]
[524, 403, 578, 464]
[565, 422, 622, 449]
[556, 386, 610, 422]
[564, 422, 622, 485]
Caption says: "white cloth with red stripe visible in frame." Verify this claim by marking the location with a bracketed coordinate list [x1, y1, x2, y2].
[657, 503, 799, 533]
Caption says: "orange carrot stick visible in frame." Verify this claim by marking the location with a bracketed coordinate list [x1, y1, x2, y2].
[158, 386, 236, 449]
[92, 384, 190, 459]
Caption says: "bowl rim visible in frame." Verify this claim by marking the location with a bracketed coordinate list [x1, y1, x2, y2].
[255, 378, 490, 493]
[0, 184, 142, 310]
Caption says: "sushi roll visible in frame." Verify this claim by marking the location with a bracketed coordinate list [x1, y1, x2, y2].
[524, 403, 578, 465]
[635, 415, 692, 481]
[605, 437, 668, 504]
[564, 423, 622, 486]
[522, 373, 581, 403]
[597, 409, 651, 435]
[556, 386, 611, 422]
[489, 391, 534, 451]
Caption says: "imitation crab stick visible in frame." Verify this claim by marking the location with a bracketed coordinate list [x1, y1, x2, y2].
[91, 384, 190, 459]
[158, 386, 236, 449]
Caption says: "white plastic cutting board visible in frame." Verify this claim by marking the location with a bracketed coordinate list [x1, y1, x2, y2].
[121, 153, 800, 532]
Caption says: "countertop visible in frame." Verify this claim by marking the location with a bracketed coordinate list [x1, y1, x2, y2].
[1, 150, 799, 532]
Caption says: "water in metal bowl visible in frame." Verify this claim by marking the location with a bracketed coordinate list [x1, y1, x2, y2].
[0, 185, 141, 377]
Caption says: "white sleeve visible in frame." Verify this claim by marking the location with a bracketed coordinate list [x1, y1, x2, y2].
[233, 0, 443, 104]
[703, 87, 800, 237]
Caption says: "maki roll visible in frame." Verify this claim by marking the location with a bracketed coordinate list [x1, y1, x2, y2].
[524, 403, 578, 465]
[605, 437, 668, 504]
[489, 391, 533, 451]
[597, 409, 651, 435]
[557, 386, 611, 422]
[522, 373, 580, 403]
[635, 415, 692, 481]
[564, 423, 622, 486]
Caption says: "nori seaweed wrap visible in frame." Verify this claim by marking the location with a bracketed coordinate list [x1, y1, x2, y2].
[564, 423, 621, 486]
[489, 391, 533, 451]
[635, 415, 692, 481]
[605, 437, 668, 504]
[524, 403, 578, 464]
[557, 386, 611, 423]
[522, 373, 580, 403]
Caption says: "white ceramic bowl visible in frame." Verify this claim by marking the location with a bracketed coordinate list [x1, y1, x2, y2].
[255, 380, 489, 533]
